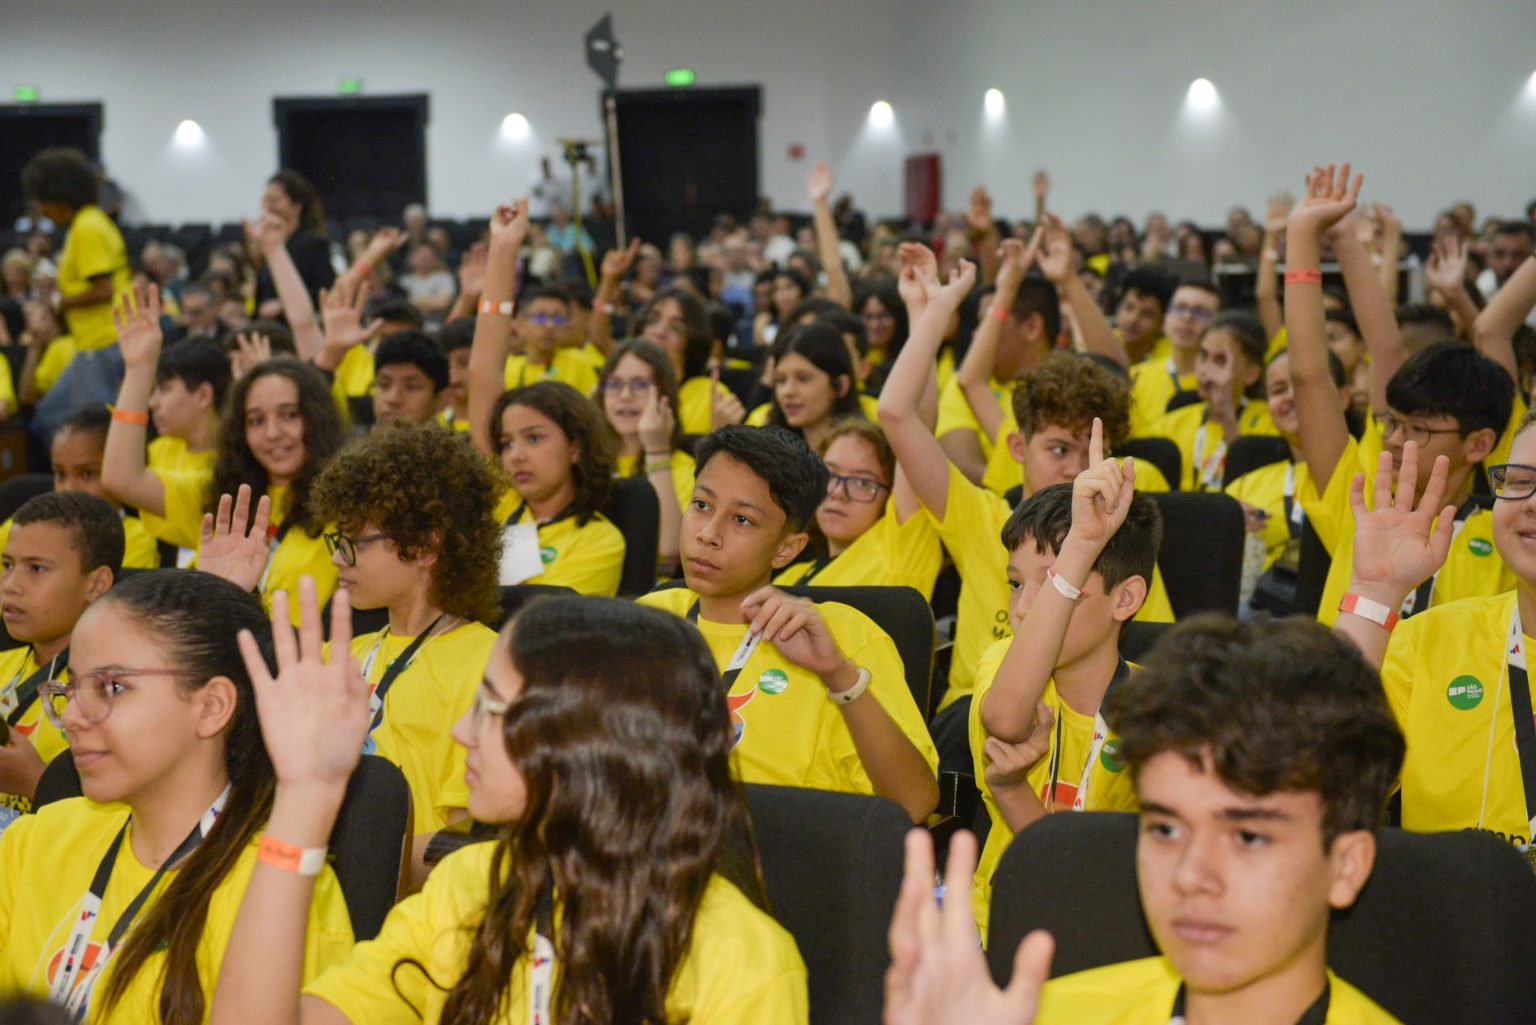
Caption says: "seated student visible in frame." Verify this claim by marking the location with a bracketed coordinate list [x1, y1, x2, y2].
[0, 407, 159, 569]
[321, 291, 426, 411]
[774, 418, 943, 597]
[967, 427, 1160, 942]
[745, 321, 874, 445]
[600, 339, 695, 575]
[1111, 266, 1175, 366]
[369, 330, 447, 427]
[1150, 311, 1279, 491]
[501, 285, 601, 395]
[0, 493, 119, 828]
[638, 425, 939, 822]
[209, 592, 808, 1025]
[103, 284, 343, 620]
[1127, 280, 1220, 439]
[1285, 166, 1515, 626]
[0, 570, 353, 1018]
[885, 615, 1405, 1025]
[855, 280, 916, 386]
[436, 317, 473, 431]
[146, 336, 227, 477]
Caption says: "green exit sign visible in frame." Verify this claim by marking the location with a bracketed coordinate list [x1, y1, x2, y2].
[14, 86, 40, 103]
[664, 68, 696, 87]
[338, 78, 363, 94]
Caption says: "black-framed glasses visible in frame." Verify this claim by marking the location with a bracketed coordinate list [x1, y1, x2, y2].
[323, 531, 390, 567]
[602, 377, 655, 396]
[1371, 412, 1464, 448]
[42, 668, 210, 729]
[1489, 464, 1536, 501]
[826, 472, 888, 504]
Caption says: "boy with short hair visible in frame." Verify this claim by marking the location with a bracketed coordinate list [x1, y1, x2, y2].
[0, 491, 121, 829]
[1128, 280, 1220, 438]
[502, 285, 601, 395]
[370, 330, 447, 426]
[886, 614, 1406, 1025]
[1112, 267, 1175, 366]
[147, 337, 227, 476]
[637, 424, 939, 823]
[437, 318, 474, 431]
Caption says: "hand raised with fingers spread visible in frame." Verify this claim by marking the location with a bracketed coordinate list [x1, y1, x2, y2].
[320, 277, 383, 355]
[1347, 442, 1456, 604]
[230, 331, 273, 380]
[197, 484, 274, 593]
[237, 577, 372, 791]
[1425, 235, 1469, 296]
[1287, 163, 1363, 238]
[884, 830, 1054, 1025]
[808, 161, 836, 206]
[364, 226, 406, 262]
[112, 283, 165, 371]
[1068, 417, 1136, 550]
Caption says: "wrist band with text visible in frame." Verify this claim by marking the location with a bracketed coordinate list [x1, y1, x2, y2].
[1284, 268, 1324, 285]
[257, 834, 328, 876]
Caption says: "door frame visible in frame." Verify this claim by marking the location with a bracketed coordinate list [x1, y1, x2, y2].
[271, 94, 430, 210]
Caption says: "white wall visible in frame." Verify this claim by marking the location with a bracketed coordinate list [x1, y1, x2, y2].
[4, 0, 1534, 228]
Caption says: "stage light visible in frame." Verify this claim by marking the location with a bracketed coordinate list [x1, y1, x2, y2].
[1186, 78, 1219, 113]
[984, 88, 1005, 118]
[173, 119, 206, 147]
[869, 100, 894, 128]
[501, 113, 530, 140]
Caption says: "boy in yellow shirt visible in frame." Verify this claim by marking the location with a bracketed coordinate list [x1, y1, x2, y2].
[0, 492, 119, 827]
[638, 424, 939, 823]
[1128, 281, 1219, 439]
[886, 616, 1406, 1025]
[501, 285, 601, 395]
[370, 330, 448, 427]
[146, 336, 226, 479]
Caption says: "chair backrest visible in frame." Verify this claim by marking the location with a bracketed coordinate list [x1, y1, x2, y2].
[1222, 435, 1291, 487]
[606, 474, 661, 596]
[0, 472, 51, 523]
[1292, 517, 1333, 618]
[1118, 621, 1172, 663]
[988, 812, 1536, 1025]
[1118, 437, 1182, 494]
[345, 395, 375, 430]
[716, 365, 760, 407]
[1149, 491, 1244, 616]
[780, 584, 933, 717]
[741, 784, 910, 1025]
[497, 583, 577, 626]
[1164, 389, 1202, 414]
[33, 751, 412, 943]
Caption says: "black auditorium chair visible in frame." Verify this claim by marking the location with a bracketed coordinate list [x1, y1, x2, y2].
[1148, 491, 1245, 616]
[1118, 437, 1183, 493]
[606, 475, 660, 597]
[1222, 434, 1291, 487]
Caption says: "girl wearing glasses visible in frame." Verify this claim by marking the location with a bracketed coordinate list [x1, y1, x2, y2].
[103, 284, 343, 623]
[210, 589, 808, 1025]
[775, 419, 941, 598]
[0, 570, 353, 1019]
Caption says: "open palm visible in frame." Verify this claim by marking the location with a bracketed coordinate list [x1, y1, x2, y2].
[1348, 445, 1456, 596]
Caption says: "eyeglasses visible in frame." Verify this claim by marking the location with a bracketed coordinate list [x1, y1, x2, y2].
[826, 472, 888, 504]
[525, 313, 568, 327]
[323, 531, 390, 567]
[471, 681, 511, 730]
[41, 668, 209, 729]
[1371, 412, 1464, 448]
[602, 377, 655, 396]
[1169, 303, 1214, 323]
[1489, 464, 1536, 501]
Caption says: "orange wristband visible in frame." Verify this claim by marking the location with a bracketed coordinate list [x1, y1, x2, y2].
[257, 834, 328, 876]
[479, 299, 515, 316]
[988, 304, 1009, 322]
[110, 407, 149, 426]
[1284, 268, 1323, 285]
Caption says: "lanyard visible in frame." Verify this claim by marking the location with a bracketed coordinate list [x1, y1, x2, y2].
[1044, 659, 1130, 812]
[1170, 979, 1328, 1025]
[50, 785, 231, 1020]
[1164, 357, 1195, 398]
[1, 649, 65, 727]
[1282, 462, 1305, 539]
[256, 519, 295, 596]
[1496, 604, 1536, 838]
[528, 881, 556, 1025]
[360, 615, 450, 739]
[796, 552, 836, 585]
[1401, 497, 1478, 617]
[685, 601, 762, 692]
[506, 502, 578, 530]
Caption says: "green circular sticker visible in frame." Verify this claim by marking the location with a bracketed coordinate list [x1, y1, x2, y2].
[1468, 537, 1493, 557]
[1447, 675, 1485, 710]
[1099, 738, 1126, 774]
[758, 668, 789, 695]
[539, 546, 557, 565]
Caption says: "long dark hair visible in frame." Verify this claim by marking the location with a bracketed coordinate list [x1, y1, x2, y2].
[855, 279, 909, 375]
[638, 287, 713, 380]
[490, 381, 616, 526]
[437, 597, 763, 1025]
[599, 339, 685, 458]
[97, 571, 276, 1025]
[767, 321, 864, 433]
[209, 358, 343, 537]
[267, 170, 326, 235]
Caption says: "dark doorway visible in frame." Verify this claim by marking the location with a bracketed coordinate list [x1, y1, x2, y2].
[273, 95, 428, 223]
[609, 87, 760, 244]
[0, 103, 103, 226]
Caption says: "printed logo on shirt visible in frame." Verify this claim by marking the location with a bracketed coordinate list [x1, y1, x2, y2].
[539, 546, 557, 565]
[726, 687, 755, 748]
[45, 939, 104, 992]
[1099, 738, 1126, 773]
[1446, 675, 1485, 710]
[1039, 779, 1079, 809]
[757, 668, 789, 695]
[1467, 537, 1494, 557]
[992, 608, 1010, 641]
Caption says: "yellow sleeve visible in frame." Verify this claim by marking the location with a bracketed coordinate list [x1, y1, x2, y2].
[1378, 611, 1424, 729]
[880, 502, 944, 597]
[141, 468, 209, 549]
[677, 376, 720, 435]
[35, 338, 78, 394]
[1298, 436, 1360, 554]
[745, 402, 771, 427]
[122, 517, 163, 569]
[926, 461, 1009, 574]
[935, 378, 987, 447]
[0, 359, 16, 411]
[532, 517, 626, 596]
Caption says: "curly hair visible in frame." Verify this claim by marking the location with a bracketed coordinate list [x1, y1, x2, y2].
[310, 422, 506, 624]
[1011, 351, 1131, 450]
[20, 147, 100, 210]
[435, 596, 766, 1025]
[491, 381, 616, 526]
[210, 358, 343, 537]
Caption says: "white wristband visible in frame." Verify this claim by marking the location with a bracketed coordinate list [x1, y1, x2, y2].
[1046, 566, 1086, 602]
[827, 665, 871, 705]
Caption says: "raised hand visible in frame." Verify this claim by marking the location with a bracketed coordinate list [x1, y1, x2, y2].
[1287, 163, 1363, 238]
[457, 241, 488, 298]
[740, 586, 850, 683]
[884, 830, 1053, 1025]
[363, 226, 406, 263]
[1347, 443, 1456, 605]
[966, 186, 995, 235]
[1068, 418, 1136, 549]
[638, 386, 675, 454]
[601, 237, 642, 281]
[1264, 191, 1294, 233]
[197, 485, 273, 593]
[230, 331, 273, 380]
[1032, 170, 1051, 200]
[237, 577, 372, 791]
[243, 212, 289, 254]
[1034, 213, 1075, 285]
[808, 161, 836, 206]
[1425, 235, 1470, 297]
[487, 198, 531, 252]
[933, 259, 977, 314]
[319, 277, 383, 355]
[982, 701, 1054, 792]
[709, 367, 746, 429]
[111, 283, 164, 371]
[897, 242, 943, 319]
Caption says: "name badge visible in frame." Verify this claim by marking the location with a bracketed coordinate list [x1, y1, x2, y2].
[499, 521, 545, 586]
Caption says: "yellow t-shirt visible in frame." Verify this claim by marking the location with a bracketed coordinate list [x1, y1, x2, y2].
[968, 639, 1138, 942]
[926, 464, 1174, 708]
[1224, 458, 1310, 571]
[496, 491, 626, 597]
[678, 376, 733, 436]
[936, 377, 1018, 496]
[331, 343, 376, 402]
[1120, 332, 1172, 366]
[150, 471, 339, 624]
[34, 336, 78, 395]
[1301, 435, 1514, 627]
[774, 501, 942, 598]
[1488, 392, 1528, 470]
[614, 449, 696, 512]
[502, 347, 601, 397]
[306, 840, 808, 1024]
[1036, 958, 1401, 1025]
[637, 588, 939, 793]
[1128, 355, 1198, 439]
[1151, 399, 1279, 491]
[0, 648, 70, 823]
[56, 206, 131, 352]
[0, 797, 354, 1021]
[0, 358, 16, 414]
[0, 512, 160, 571]
[336, 620, 495, 835]
[145, 435, 216, 479]
[1380, 590, 1536, 846]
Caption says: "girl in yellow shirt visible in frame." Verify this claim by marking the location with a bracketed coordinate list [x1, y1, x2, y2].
[0, 570, 353, 1021]
[753, 321, 867, 450]
[210, 589, 809, 1025]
